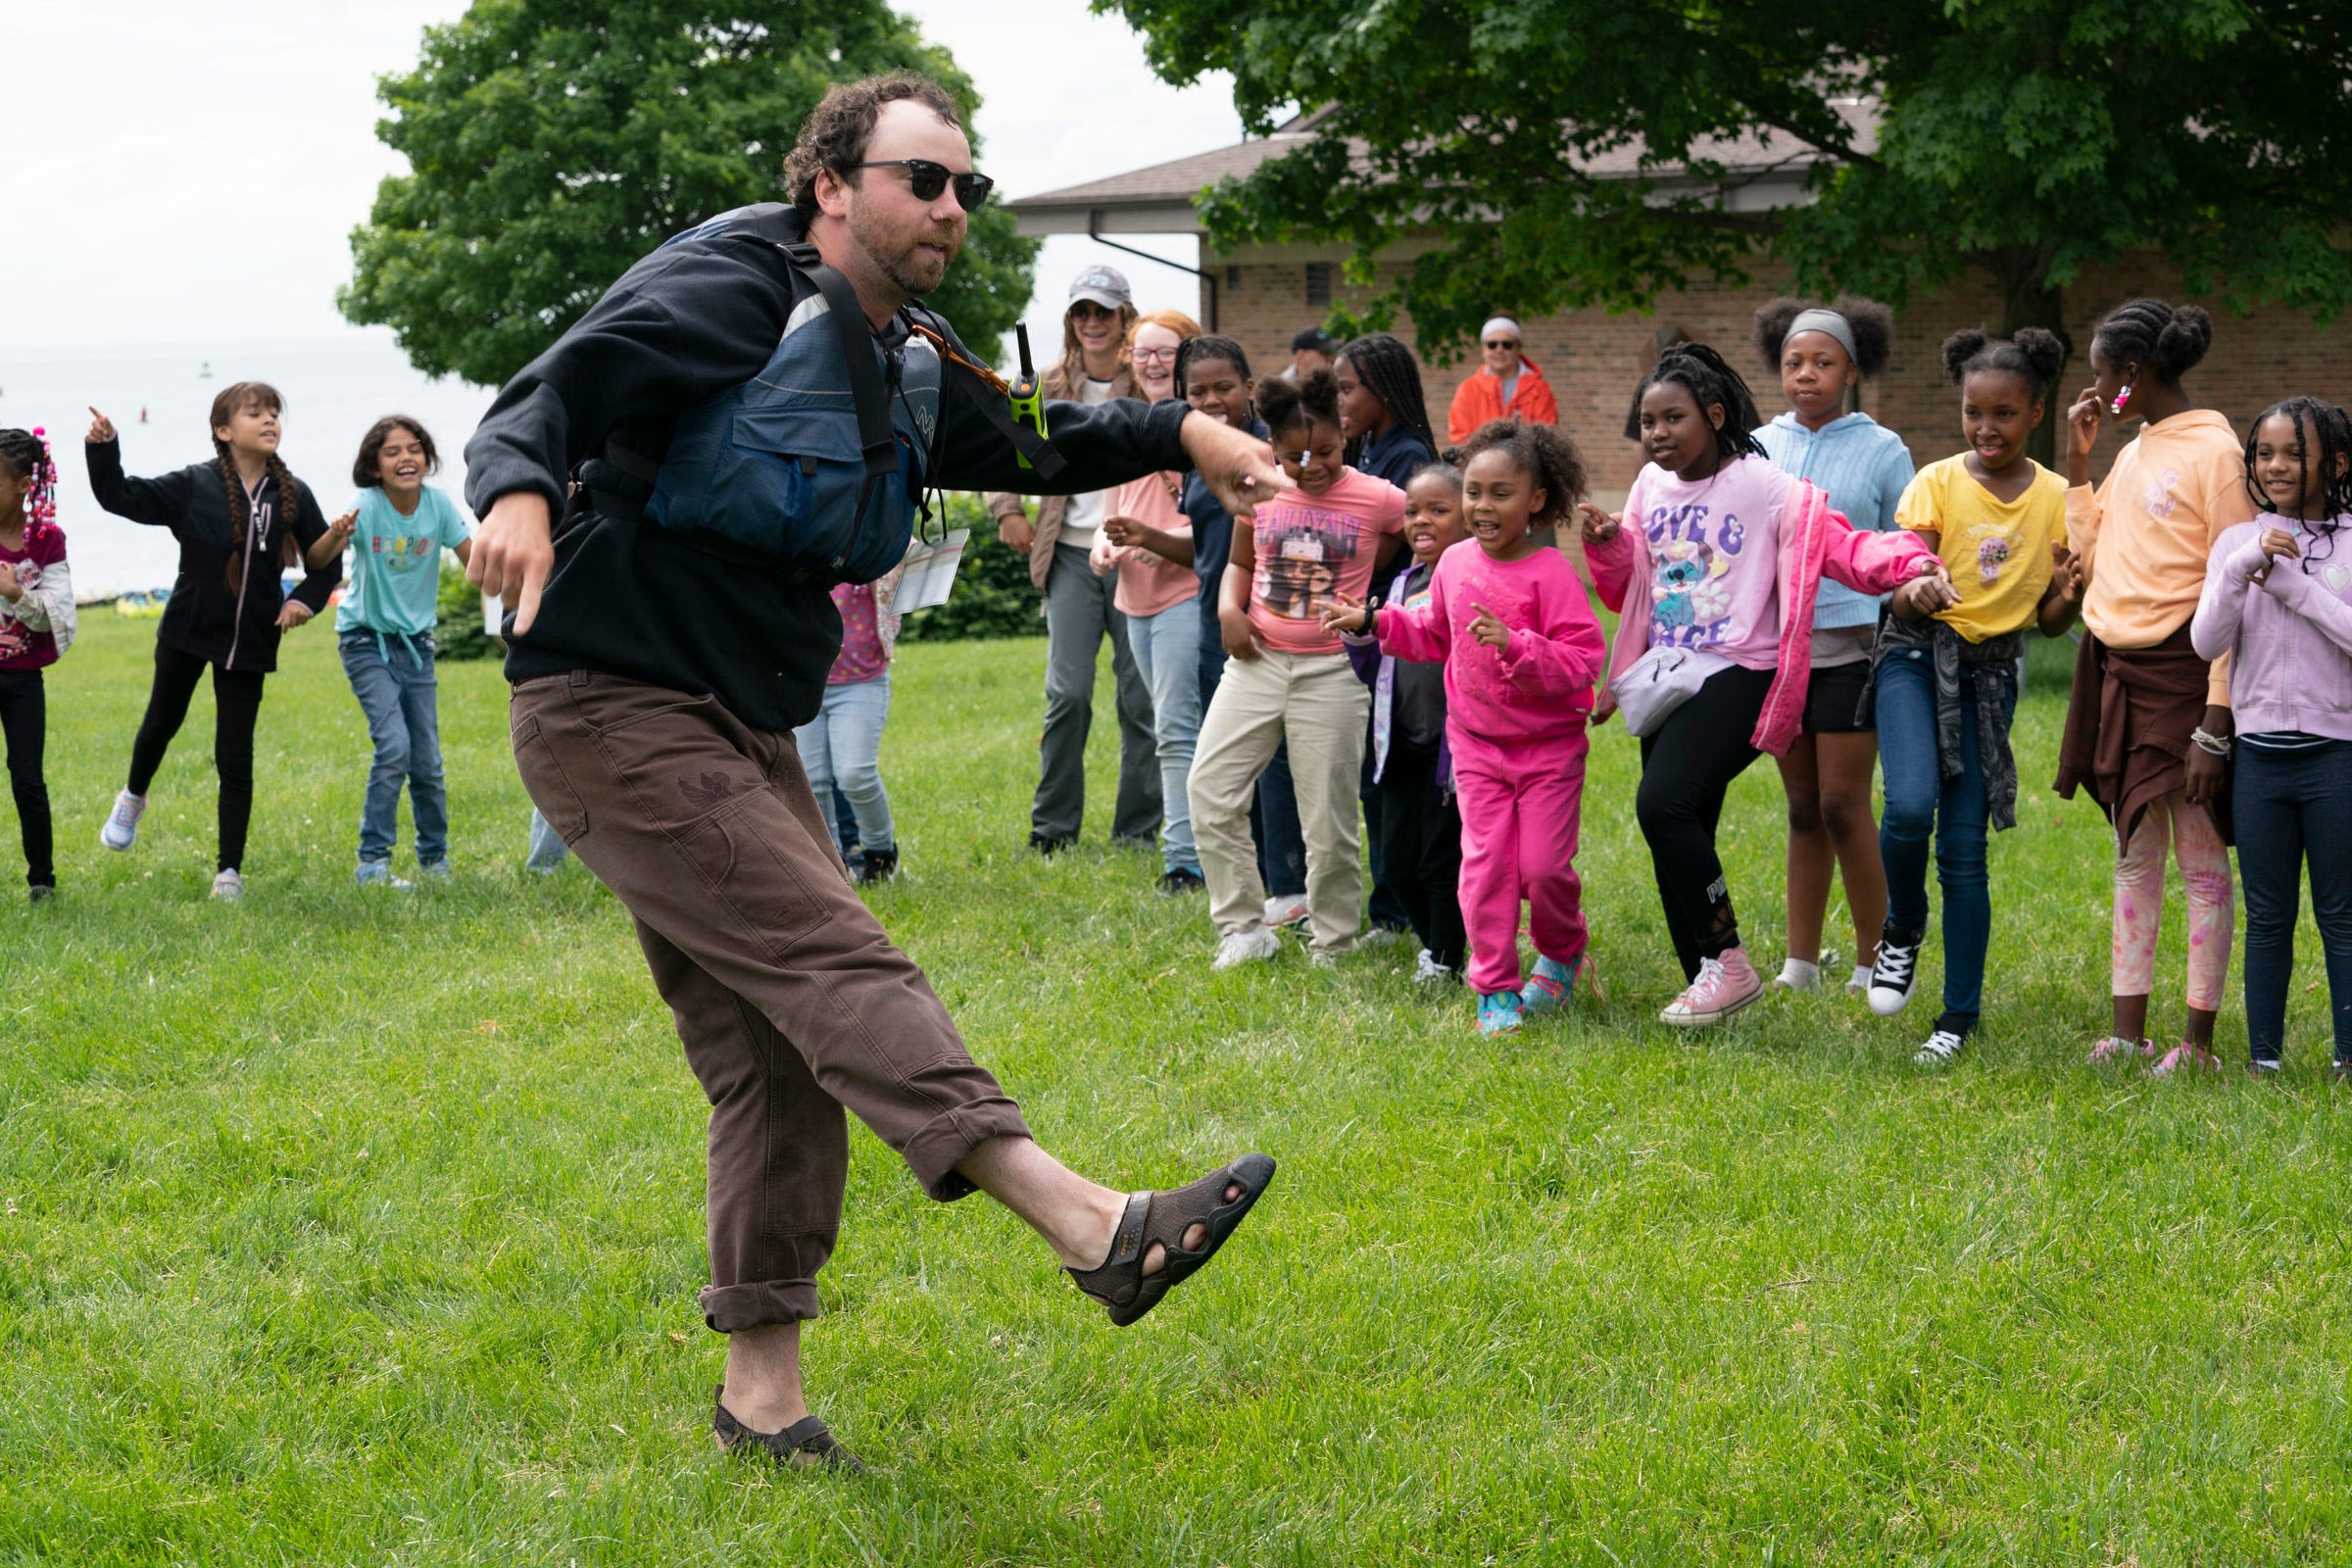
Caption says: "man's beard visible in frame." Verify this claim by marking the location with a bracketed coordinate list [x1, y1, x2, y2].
[851, 209, 955, 298]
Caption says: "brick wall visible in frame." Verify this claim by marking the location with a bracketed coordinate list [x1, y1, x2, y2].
[1203, 249, 2352, 511]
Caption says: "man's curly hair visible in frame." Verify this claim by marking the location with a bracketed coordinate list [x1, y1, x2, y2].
[784, 73, 964, 220]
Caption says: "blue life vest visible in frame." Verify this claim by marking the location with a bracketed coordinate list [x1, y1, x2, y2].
[640, 207, 942, 584]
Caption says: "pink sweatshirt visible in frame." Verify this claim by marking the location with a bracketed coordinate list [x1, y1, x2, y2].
[1590, 468, 1934, 756]
[1101, 471, 1197, 617]
[1371, 539, 1608, 746]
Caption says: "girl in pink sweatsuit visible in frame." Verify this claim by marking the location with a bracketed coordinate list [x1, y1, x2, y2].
[1327, 419, 1608, 1034]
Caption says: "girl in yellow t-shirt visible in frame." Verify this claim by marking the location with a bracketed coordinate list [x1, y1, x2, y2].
[1865, 328, 2084, 1064]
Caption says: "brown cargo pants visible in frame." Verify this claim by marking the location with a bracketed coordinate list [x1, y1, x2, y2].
[509, 669, 1032, 1331]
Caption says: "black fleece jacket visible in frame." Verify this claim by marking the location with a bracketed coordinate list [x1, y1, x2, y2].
[85, 439, 339, 673]
[464, 203, 1190, 731]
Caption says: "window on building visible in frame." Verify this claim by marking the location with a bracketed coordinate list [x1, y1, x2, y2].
[1304, 262, 1332, 308]
[1225, 265, 1242, 291]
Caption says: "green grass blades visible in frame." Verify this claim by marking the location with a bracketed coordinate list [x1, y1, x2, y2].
[8, 618, 2352, 1566]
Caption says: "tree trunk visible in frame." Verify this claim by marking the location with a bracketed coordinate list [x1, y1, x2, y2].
[1995, 259, 2070, 468]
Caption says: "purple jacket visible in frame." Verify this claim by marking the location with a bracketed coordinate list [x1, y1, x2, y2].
[2190, 514, 2352, 743]
[1343, 566, 1452, 793]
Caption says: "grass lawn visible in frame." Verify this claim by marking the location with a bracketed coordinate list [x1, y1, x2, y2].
[8, 612, 2352, 1566]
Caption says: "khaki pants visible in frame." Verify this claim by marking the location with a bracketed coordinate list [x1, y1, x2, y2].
[1188, 650, 1370, 956]
[510, 670, 1031, 1332]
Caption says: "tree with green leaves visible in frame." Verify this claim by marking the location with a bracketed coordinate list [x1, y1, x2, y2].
[1106, 0, 2352, 364]
[341, 0, 1038, 387]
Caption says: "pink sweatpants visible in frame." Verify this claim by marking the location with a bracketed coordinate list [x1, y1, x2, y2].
[2113, 789, 2233, 1009]
[1452, 728, 1591, 997]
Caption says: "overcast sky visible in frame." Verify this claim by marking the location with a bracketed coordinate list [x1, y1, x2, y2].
[0, 1, 1241, 366]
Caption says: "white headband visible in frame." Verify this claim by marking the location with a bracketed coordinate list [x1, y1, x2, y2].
[1480, 318, 1522, 345]
[1785, 308, 1857, 360]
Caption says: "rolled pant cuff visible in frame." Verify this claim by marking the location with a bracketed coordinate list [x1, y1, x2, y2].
[701, 1277, 822, 1332]
[903, 1095, 1032, 1200]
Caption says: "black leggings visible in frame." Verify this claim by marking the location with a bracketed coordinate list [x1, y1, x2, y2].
[0, 669, 50, 888]
[1636, 663, 1776, 981]
[1378, 737, 1466, 971]
[127, 642, 267, 873]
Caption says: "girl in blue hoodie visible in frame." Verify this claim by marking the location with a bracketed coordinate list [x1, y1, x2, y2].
[1752, 296, 1916, 996]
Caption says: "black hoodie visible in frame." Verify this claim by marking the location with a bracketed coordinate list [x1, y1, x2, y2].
[464, 203, 1190, 732]
[86, 439, 339, 673]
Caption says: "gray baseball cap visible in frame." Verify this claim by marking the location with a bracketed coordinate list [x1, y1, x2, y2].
[1067, 265, 1133, 311]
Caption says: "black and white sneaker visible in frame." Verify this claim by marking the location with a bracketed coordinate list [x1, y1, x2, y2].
[1913, 1027, 1968, 1066]
[1867, 925, 1923, 1017]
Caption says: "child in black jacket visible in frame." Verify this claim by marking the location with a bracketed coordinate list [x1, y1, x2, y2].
[86, 383, 342, 900]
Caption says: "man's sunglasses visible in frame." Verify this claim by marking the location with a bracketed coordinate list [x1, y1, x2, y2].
[846, 159, 994, 212]
[1485, 339, 1520, 350]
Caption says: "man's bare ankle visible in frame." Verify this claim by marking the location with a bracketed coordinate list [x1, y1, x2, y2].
[720, 1381, 809, 1434]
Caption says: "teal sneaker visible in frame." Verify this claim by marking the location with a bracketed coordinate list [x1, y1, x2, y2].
[1477, 991, 1523, 1036]
[1518, 953, 1585, 1016]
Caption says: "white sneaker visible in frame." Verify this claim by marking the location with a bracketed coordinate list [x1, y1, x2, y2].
[1211, 925, 1282, 971]
[1867, 928, 1923, 1016]
[101, 790, 146, 851]
[1846, 965, 1873, 995]
[1914, 1028, 1968, 1066]
[1356, 925, 1405, 950]
[1411, 948, 1456, 985]
[210, 868, 244, 902]
[1263, 894, 1310, 930]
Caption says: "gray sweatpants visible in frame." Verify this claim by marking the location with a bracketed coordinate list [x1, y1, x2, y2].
[1033, 542, 1161, 845]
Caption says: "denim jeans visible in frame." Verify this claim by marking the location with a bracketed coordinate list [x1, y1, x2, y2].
[2232, 738, 2352, 1064]
[794, 672, 895, 858]
[525, 808, 569, 870]
[341, 629, 448, 866]
[1876, 646, 2013, 1029]
[1123, 598, 1202, 872]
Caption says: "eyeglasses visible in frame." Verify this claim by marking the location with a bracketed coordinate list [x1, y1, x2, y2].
[1484, 339, 1520, 350]
[1132, 347, 1180, 363]
[844, 159, 994, 212]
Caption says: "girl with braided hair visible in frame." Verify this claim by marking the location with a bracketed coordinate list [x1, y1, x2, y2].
[1583, 343, 1946, 1028]
[0, 427, 73, 901]
[1324, 419, 1607, 1035]
[2191, 397, 2352, 1077]
[1750, 295, 1915, 997]
[86, 385, 344, 901]
[2053, 298, 2255, 1071]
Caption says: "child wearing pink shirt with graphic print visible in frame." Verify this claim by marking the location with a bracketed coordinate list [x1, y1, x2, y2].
[1326, 419, 1607, 1034]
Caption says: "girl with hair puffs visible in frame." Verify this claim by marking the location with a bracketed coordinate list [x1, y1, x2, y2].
[1583, 345, 1945, 1029]
[1870, 329, 2083, 1066]
[0, 428, 74, 901]
[1751, 296, 1916, 996]
[1325, 421, 1607, 1035]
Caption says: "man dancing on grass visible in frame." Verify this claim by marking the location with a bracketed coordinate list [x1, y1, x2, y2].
[464, 73, 1279, 1471]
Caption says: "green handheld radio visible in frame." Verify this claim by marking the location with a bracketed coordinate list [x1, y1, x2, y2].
[1008, 322, 1049, 469]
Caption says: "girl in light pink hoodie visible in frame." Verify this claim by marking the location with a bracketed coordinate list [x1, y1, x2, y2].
[1583, 345, 1945, 1030]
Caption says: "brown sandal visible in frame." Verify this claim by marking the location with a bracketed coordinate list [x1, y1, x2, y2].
[1066, 1152, 1276, 1327]
[712, 1387, 865, 1473]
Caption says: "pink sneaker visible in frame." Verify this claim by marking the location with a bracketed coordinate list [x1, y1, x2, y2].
[2086, 1035, 2155, 1065]
[2150, 1043, 2222, 1076]
[1659, 948, 1764, 1028]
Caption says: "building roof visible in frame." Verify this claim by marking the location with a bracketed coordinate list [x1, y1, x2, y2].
[1007, 100, 1879, 236]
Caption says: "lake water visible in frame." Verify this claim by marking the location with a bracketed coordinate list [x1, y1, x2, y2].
[0, 335, 497, 598]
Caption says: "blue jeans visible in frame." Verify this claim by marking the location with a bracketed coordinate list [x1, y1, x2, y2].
[525, 808, 569, 871]
[1125, 598, 1202, 872]
[1876, 647, 2012, 1028]
[341, 630, 448, 866]
[2232, 739, 2352, 1064]
[794, 673, 894, 858]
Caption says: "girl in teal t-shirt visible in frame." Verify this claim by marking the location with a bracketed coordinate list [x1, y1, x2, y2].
[313, 416, 473, 885]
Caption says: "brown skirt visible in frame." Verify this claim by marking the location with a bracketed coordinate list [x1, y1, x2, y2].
[2054, 623, 2232, 848]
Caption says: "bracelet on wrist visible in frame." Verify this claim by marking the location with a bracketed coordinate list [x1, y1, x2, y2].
[2191, 727, 2233, 758]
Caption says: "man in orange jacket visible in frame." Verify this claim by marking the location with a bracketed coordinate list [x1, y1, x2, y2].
[1446, 316, 1558, 445]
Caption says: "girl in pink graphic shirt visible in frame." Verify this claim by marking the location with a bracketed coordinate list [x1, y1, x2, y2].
[1326, 419, 1608, 1035]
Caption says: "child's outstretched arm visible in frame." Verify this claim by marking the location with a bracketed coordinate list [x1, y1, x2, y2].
[1488, 589, 1610, 701]
[83, 409, 193, 528]
[282, 482, 342, 621]
[1367, 573, 1452, 664]
[1578, 502, 1637, 612]
[1818, 505, 1941, 597]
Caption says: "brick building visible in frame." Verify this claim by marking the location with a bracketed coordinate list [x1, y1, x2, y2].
[1008, 113, 2352, 509]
